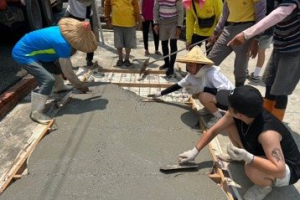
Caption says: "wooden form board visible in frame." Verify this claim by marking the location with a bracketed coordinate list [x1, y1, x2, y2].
[0, 120, 54, 194]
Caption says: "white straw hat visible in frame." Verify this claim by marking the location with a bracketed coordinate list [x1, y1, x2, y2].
[176, 46, 214, 65]
[58, 18, 97, 53]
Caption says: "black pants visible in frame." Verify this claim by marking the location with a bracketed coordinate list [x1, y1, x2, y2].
[63, 11, 94, 62]
[191, 34, 210, 54]
[162, 39, 177, 75]
[142, 20, 159, 51]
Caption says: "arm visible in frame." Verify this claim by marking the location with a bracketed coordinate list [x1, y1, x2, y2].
[228, 4, 297, 46]
[195, 112, 234, 151]
[153, 0, 159, 24]
[252, 131, 286, 178]
[179, 112, 235, 163]
[161, 84, 182, 96]
[132, 0, 141, 22]
[104, 0, 112, 21]
[213, 0, 228, 36]
[176, 0, 184, 27]
[244, 4, 296, 40]
[254, 0, 266, 23]
[58, 58, 88, 92]
[214, 0, 223, 22]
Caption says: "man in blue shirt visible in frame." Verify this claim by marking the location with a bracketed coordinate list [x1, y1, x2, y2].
[12, 18, 97, 124]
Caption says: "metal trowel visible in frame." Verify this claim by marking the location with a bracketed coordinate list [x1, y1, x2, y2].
[160, 162, 199, 172]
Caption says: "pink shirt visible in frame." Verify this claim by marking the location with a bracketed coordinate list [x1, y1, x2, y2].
[141, 0, 155, 20]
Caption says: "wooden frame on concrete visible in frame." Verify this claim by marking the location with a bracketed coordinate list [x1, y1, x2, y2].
[0, 120, 54, 194]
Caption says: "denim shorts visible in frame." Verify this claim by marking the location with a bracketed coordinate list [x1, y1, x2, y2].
[258, 35, 273, 49]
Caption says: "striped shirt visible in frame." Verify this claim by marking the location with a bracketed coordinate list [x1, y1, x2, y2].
[274, 0, 300, 52]
[157, 0, 178, 19]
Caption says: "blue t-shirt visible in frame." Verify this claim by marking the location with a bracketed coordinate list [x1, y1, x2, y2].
[12, 26, 72, 64]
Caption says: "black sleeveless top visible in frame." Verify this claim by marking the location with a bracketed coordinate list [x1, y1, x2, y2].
[234, 109, 300, 184]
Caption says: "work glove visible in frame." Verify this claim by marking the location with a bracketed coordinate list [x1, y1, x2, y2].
[147, 92, 161, 98]
[178, 147, 199, 163]
[227, 143, 254, 164]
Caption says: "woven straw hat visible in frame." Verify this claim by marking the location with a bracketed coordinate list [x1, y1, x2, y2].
[58, 18, 97, 53]
[176, 46, 214, 65]
[76, 0, 93, 6]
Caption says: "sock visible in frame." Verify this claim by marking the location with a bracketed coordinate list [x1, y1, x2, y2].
[213, 111, 222, 118]
[253, 67, 262, 77]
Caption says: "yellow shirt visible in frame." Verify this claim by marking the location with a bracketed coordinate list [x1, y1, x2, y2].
[104, 0, 140, 27]
[186, 0, 223, 42]
[227, 0, 260, 22]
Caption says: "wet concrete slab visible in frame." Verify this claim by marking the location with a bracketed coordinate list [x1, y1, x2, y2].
[0, 84, 227, 200]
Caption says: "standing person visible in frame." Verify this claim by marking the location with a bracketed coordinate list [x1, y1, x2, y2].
[183, 0, 223, 53]
[65, 0, 95, 67]
[148, 46, 234, 128]
[248, 0, 274, 83]
[140, 0, 161, 56]
[207, 0, 266, 87]
[153, 0, 184, 77]
[228, 0, 300, 121]
[12, 18, 97, 124]
[179, 85, 300, 200]
[248, 34, 273, 83]
[104, 0, 141, 67]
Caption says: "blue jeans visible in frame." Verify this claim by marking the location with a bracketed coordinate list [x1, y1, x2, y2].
[22, 62, 55, 95]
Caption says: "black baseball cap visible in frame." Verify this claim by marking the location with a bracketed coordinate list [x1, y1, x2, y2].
[216, 85, 263, 118]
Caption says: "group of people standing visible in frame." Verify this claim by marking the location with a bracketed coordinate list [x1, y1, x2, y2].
[10, 0, 300, 199]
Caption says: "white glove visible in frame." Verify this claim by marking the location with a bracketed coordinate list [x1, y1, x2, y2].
[227, 143, 254, 164]
[178, 147, 199, 163]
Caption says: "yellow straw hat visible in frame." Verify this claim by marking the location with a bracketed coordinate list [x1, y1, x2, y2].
[58, 18, 98, 53]
[176, 46, 214, 65]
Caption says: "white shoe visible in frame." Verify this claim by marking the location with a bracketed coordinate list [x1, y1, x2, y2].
[205, 116, 221, 128]
[244, 185, 272, 200]
[197, 107, 210, 116]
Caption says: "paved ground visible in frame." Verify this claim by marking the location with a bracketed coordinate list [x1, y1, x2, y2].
[0, 21, 299, 199]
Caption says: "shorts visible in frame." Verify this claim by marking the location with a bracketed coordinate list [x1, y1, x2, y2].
[159, 17, 178, 41]
[113, 26, 137, 48]
[262, 49, 300, 95]
[258, 35, 273, 49]
[274, 164, 291, 187]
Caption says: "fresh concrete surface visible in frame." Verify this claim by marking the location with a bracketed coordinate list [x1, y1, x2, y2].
[0, 27, 299, 199]
[0, 84, 227, 200]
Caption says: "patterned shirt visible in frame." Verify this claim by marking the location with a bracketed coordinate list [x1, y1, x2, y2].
[274, 0, 300, 52]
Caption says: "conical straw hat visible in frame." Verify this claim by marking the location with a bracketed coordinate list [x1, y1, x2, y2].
[176, 46, 214, 65]
[58, 18, 98, 53]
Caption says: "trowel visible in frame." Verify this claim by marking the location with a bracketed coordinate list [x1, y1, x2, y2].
[160, 162, 199, 172]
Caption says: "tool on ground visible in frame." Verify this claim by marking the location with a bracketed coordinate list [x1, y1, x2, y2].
[139, 38, 211, 76]
[159, 162, 199, 172]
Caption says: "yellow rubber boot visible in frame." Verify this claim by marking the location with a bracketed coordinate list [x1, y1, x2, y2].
[263, 99, 275, 113]
[272, 108, 285, 121]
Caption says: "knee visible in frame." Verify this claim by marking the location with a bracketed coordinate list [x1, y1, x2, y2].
[44, 75, 55, 87]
